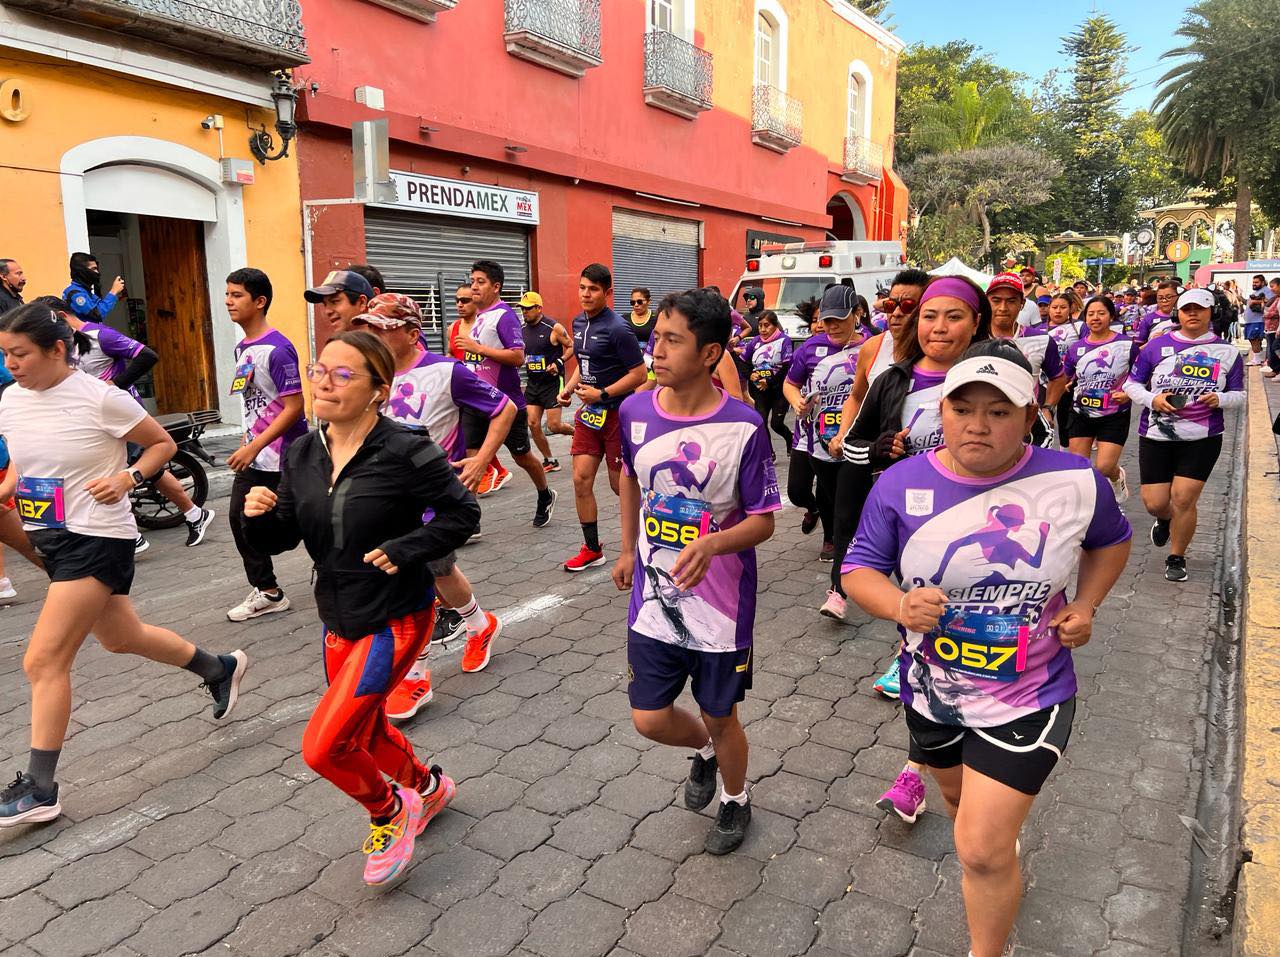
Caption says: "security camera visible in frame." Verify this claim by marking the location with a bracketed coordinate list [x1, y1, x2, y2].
[201, 114, 224, 131]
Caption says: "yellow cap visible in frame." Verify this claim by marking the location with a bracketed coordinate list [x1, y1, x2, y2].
[518, 291, 543, 308]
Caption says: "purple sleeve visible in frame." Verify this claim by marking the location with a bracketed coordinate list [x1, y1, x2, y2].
[739, 422, 782, 515]
[613, 323, 645, 370]
[841, 479, 900, 575]
[785, 342, 810, 385]
[1083, 468, 1133, 550]
[1043, 337, 1064, 379]
[618, 398, 638, 476]
[450, 362, 509, 418]
[268, 341, 302, 395]
[1129, 342, 1154, 387]
[497, 310, 524, 351]
[97, 325, 145, 360]
[1226, 352, 1245, 393]
[780, 336, 794, 363]
[1061, 342, 1077, 379]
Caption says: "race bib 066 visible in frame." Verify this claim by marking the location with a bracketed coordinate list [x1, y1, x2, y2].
[923, 608, 1029, 682]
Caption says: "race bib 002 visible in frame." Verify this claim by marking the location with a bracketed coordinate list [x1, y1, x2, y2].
[643, 491, 714, 551]
[578, 403, 607, 431]
[15, 476, 66, 529]
[923, 608, 1029, 682]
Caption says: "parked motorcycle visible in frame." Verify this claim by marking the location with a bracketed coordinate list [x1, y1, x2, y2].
[130, 409, 221, 529]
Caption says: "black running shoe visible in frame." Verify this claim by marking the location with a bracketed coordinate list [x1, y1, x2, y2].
[185, 508, 216, 547]
[0, 772, 61, 828]
[800, 510, 819, 535]
[1165, 555, 1188, 582]
[685, 752, 718, 810]
[204, 650, 248, 720]
[533, 488, 557, 528]
[1150, 519, 1170, 548]
[705, 797, 751, 855]
[431, 607, 465, 645]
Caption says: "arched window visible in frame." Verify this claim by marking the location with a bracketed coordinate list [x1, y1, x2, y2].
[755, 12, 777, 87]
[847, 73, 865, 142]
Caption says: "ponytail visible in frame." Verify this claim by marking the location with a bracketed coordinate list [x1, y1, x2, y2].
[0, 301, 90, 362]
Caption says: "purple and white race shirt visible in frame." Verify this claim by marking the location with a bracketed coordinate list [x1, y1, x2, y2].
[620, 388, 781, 652]
[1134, 310, 1174, 345]
[898, 367, 947, 456]
[232, 329, 306, 471]
[384, 348, 510, 460]
[786, 331, 869, 462]
[784, 333, 832, 455]
[743, 331, 793, 374]
[76, 322, 144, 388]
[467, 300, 526, 410]
[1123, 331, 1245, 441]
[1048, 320, 1081, 354]
[844, 446, 1132, 727]
[1007, 325, 1063, 383]
[1063, 334, 1140, 419]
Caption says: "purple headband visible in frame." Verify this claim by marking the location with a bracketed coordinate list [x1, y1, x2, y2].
[920, 277, 982, 315]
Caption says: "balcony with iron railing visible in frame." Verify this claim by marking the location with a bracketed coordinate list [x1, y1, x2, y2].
[643, 29, 712, 120]
[6, 0, 309, 68]
[751, 84, 802, 153]
[841, 133, 884, 184]
[362, 0, 456, 24]
[503, 0, 602, 78]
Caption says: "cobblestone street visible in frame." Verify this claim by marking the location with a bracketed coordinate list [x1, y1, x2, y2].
[0, 422, 1238, 957]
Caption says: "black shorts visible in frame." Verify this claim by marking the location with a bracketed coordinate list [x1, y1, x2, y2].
[905, 697, 1076, 796]
[427, 551, 457, 577]
[1138, 434, 1223, 485]
[30, 529, 136, 595]
[524, 375, 561, 410]
[461, 406, 532, 458]
[1068, 408, 1132, 445]
[626, 630, 752, 718]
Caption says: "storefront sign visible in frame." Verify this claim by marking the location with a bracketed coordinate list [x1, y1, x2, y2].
[381, 171, 539, 225]
[747, 229, 803, 258]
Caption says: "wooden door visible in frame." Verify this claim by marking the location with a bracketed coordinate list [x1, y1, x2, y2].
[137, 216, 217, 414]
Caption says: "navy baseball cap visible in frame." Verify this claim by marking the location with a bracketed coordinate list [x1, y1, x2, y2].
[818, 284, 859, 321]
[1036, 295, 1052, 305]
[304, 269, 375, 303]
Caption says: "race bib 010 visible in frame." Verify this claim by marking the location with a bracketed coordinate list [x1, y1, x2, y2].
[1176, 356, 1220, 383]
[923, 608, 1029, 682]
[15, 476, 66, 529]
[643, 491, 714, 551]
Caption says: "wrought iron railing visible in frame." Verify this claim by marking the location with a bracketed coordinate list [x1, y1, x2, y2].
[843, 134, 884, 179]
[644, 30, 713, 111]
[504, 0, 602, 62]
[752, 84, 803, 146]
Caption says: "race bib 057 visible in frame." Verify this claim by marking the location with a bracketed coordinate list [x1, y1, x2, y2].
[923, 608, 1029, 682]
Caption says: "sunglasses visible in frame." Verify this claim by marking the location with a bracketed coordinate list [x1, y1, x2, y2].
[455, 297, 472, 304]
[630, 300, 647, 306]
[880, 298, 918, 314]
[306, 363, 374, 387]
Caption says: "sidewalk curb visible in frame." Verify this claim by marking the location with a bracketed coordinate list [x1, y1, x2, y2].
[1235, 371, 1280, 956]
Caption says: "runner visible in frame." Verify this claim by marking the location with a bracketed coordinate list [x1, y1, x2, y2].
[350, 294, 508, 699]
[842, 338, 1132, 957]
[983, 274, 1067, 447]
[1064, 296, 1139, 500]
[0, 302, 247, 828]
[346, 263, 385, 297]
[558, 263, 649, 571]
[223, 268, 307, 622]
[304, 269, 374, 335]
[62, 252, 124, 323]
[518, 291, 575, 473]
[625, 287, 658, 345]
[782, 298, 824, 538]
[36, 296, 216, 550]
[242, 330, 477, 884]
[1133, 280, 1179, 346]
[612, 287, 780, 855]
[1123, 288, 1245, 582]
[449, 283, 507, 497]
[742, 310, 793, 454]
[1046, 293, 1082, 443]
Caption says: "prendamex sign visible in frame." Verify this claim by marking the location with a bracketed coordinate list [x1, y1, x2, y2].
[381, 171, 540, 225]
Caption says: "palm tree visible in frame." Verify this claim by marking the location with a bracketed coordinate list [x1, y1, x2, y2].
[909, 81, 1016, 155]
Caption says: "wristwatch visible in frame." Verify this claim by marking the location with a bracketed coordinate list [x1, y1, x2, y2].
[128, 468, 145, 487]
[598, 388, 611, 403]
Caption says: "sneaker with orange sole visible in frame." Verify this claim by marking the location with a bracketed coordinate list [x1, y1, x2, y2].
[416, 764, 456, 834]
[385, 671, 433, 720]
[461, 613, 502, 673]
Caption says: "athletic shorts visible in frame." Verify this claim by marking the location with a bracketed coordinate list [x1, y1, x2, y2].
[461, 406, 532, 458]
[30, 529, 135, 595]
[626, 630, 752, 719]
[1068, 407, 1132, 445]
[427, 551, 457, 577]
[905, 697, 1076, 796]
[524, 375, 561, 410]
[1244, 321, 1265, 341]
[1138, 433, 1223, 485]
[0, 466, 12, 512]
[570, 406, 623, 472]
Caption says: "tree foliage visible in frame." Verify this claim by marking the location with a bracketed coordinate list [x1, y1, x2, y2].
[844, 0, 891, 22]
[909, 82, 1018, 155]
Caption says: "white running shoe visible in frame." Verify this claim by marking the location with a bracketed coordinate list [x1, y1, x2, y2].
[134, 534, 150, 555]
[1110, 466, 1129, 503]
[0, 577, 15, 601]
[226, 588, 291, 622]
[819, 590, 847, 621]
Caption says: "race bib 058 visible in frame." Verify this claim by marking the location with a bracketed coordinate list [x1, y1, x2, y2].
[643, 491, 714, 551]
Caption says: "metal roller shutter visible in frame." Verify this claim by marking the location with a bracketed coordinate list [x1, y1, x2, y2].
[364, 208, 531, 352]
[611, 209, 701, 304]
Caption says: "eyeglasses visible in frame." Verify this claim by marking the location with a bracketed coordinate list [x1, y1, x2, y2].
[880, 298, 919, 314]
[630, 300, 647, 306]
[306, 363, 373, 387]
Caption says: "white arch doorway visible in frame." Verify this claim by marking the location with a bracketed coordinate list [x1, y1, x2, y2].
[826, 192, 867, 241]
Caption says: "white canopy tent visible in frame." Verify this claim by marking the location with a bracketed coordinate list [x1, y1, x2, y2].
[932, 257, 995, 287]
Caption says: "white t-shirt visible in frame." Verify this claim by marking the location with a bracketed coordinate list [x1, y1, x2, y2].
[0, 370, 146, 539]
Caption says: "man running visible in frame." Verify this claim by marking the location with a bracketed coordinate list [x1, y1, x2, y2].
[450, 284, 507, 498]
[612, 287, 779, 855]
[985, 273, 1068, 444]
[456, 260, 557, 528]
[519, 291, 575, 472]
[559, 263, 649, 571]
[304, 269, 374, 335]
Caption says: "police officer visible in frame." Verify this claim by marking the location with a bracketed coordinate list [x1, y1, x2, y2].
[63, 252, 125, 322]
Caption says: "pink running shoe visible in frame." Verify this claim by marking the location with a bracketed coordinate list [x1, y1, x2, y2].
[875, 768, 926, 824]
[417, 765, 456, 835]
[362, 786, 424, 885]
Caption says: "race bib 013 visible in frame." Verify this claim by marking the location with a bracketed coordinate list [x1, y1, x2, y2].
[643, 490, 714, 551]
[15, 476, 66, 529]
[923, 609, 1029, 682]
[1077, 387, 1113, 413]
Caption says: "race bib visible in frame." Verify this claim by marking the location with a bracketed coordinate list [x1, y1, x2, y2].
[464, 351, 484, 365]
[15, 476, 66, 529]
[1176, 355, 1220, 384]
[818, 407, 842, 442]
[578, 403, 607, 431]
[1077, 387, 1113, 413]
[229, 359, 255, 396]
[643, 491, 714, 551]
[526, 355, 550, 374]
[923, 609, 1029, 682]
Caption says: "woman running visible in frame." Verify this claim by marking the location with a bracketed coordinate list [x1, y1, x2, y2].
[1064, 296, 1139, 501]
[0, 303, 245, 828]
[242, 331, 480, 884]
[1046, 292, 1083, 443]
[844, 339, 1132, 957]
[743, 310, 793, 455]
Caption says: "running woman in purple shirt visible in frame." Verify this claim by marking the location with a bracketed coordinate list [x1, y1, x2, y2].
[613, 288, 780, 856]
[844, 340, 1131, 957]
